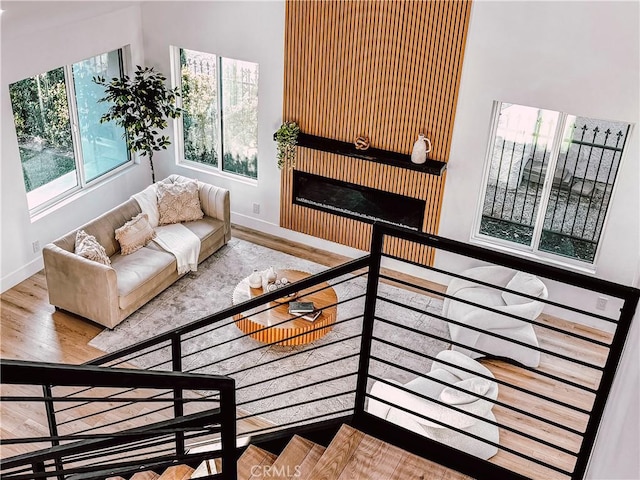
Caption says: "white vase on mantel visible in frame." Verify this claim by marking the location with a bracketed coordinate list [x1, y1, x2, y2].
[411, 134, 432, 165]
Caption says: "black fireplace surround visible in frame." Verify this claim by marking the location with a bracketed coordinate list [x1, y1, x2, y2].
[292, 170, 426, 231]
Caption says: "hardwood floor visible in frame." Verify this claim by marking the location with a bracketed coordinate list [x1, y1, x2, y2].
[1, 225, 611, 479]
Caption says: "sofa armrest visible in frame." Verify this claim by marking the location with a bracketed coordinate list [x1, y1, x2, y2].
[198, 182, 231, 242]
[43, 243, 120, 329]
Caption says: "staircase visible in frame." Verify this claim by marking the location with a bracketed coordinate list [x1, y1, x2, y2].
[106, 425, 471, 480]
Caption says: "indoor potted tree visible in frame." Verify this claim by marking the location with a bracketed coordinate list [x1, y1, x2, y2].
[94, 66, 181, 183]
[275, 121, 300, 169]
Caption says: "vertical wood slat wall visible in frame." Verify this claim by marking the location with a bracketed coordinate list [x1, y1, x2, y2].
[281, 0, 471, 264]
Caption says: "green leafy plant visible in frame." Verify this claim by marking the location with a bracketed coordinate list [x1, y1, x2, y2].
[275, 121, 300, 169]
[93, 66, 181, 182]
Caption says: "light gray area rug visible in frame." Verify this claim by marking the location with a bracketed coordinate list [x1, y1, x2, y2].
[90, 238, 450, 426]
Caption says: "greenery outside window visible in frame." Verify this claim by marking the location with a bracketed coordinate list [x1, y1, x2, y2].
[9, 48, 130, 212]
[175, 47, 259, 180]
[474, 102, 631, 265]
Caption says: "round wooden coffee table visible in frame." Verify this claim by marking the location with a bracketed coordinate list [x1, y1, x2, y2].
[232, 269, 338, 346]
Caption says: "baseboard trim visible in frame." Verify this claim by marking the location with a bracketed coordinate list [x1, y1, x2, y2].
[230, 212, 367, 259]
[1, 256, 44, 293]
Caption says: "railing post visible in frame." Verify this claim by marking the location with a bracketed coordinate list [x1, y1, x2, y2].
[171, 335, 185, 456]
[32, 460, 46, 479]
[219, 381, 237, 480]
[573, 292, 640, 480]
[42, 385, 64, 480]
[353, 223, 384, 419]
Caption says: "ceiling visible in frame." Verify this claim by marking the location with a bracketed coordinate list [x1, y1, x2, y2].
[1, 1, 139, 39]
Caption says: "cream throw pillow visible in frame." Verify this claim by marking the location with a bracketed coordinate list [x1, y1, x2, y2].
[115, 213, 156, 255]
[75, 230, 111, 266]
[157, 179, 204, 225]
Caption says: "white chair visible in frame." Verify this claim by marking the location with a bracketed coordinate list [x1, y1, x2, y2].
[443, 266, 548, 368]
[367, 350, 499, 460]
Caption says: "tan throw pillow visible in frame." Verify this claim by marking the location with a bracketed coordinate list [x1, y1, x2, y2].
[75, 229, 111, 266]
[156, 178, 204, 225]
[115, 213, 156, 255]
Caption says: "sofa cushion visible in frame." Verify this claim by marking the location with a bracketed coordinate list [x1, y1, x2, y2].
[502, 271, 545, 305]
[157, 178, 204, 225]
[440, 377, 491, 405]
[111, 247, 176, 310]
[115, 213, 156, 255]
[75, 230, 111, 266]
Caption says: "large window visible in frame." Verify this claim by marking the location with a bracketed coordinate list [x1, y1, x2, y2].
[475, 102, 630, 264]
[176, 47, 259, 179]
[9, 48, 130, 212]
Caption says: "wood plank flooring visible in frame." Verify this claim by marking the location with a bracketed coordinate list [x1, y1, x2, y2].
[1, 225, 613, 479]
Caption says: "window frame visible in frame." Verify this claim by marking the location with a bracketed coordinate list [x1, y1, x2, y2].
[13, 47, 133, 217]
[470, 101, 631, 273]
[170, 46, 259, 184]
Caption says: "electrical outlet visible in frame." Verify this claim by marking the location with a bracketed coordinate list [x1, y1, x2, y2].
[253, 203, 260, 214]
[32, 240, 40, 253]
[596, 296, 608, 311]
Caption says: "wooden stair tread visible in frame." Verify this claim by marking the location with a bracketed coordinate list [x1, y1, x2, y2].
[297, 443, 327, 480]
[238, 444, 278, 479]
[307, 424, 472, 480]
[157, 464, 195, 480]
[191, 459, 218, 478]
[306, 424, 366, 480]
[267, 435, 325, 480]
[129, 472, 160, 480]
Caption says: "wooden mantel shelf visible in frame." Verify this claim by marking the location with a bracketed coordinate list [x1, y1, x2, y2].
[277, 132, 448, 176]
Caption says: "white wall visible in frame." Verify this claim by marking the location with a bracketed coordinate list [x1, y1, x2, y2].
[437, 2, 639, 478]
[139, 1, 365, 260]
[0, 3, 150, 290]
[439, 0, 639, 289]
[140, 1, 284, 227]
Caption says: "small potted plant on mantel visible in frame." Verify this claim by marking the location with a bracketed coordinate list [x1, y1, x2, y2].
[94, 66, 182, 183]
[275, 121, 300, 169]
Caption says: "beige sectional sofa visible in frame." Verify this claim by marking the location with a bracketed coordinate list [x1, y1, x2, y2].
[43, 175, 230, 329]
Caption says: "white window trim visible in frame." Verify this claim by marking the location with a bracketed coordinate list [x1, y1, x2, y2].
[170, 45, 258, 185]
[470, 101, 631, 275]
[24, 46, 134, 218]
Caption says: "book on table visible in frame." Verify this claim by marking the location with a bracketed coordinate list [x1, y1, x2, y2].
[288, 301, 315, 313]
[300, 310, 322, 322]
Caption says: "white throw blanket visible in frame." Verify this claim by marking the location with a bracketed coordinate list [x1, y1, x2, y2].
[132, 185, 160, 228]
[154, 224, 200, 275]
[132, 185, 201, 274]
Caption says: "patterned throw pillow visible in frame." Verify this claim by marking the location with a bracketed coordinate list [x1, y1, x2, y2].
[75, 230, 111, 266]
[157, 178, 204, 225]
[115, 213, 156, 255]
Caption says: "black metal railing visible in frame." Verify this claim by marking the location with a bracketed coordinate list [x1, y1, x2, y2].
[82, 259, 369, 438]
[354, 223, 638, 480]
[0, 361, 236, 480]
[1, 223, 637, 480]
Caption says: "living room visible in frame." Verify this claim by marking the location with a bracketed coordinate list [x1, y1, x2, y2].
[1, 1, 638, 479]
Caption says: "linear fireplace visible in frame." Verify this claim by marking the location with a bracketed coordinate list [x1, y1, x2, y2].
[292, 170, 426, 231]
